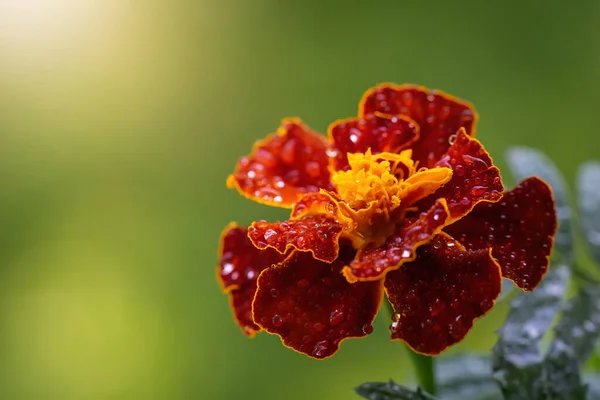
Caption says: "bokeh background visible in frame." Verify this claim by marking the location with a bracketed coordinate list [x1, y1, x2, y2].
[0, 1, 598, 399]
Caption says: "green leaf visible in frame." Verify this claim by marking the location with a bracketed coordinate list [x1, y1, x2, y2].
[577, 162, 600, 265]
[355, 380, 438, 400]
[436, 355, 502, 400]
[491, 263, 570, 399]
[506, 147, 573, 262]
[543, 286, 600, 399]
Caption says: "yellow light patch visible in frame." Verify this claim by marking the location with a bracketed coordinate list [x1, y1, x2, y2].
[330, 149, 452, 247]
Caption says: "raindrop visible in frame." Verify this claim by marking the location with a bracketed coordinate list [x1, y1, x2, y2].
[264, 228, 278, 240]
[329, 309, 345, 327]
[270, 288, 279, 297]
[272, 314, 283, 327]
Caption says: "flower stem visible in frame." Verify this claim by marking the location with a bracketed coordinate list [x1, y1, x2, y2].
[385, 302, 437, 395]
[405, 347, 436, 395]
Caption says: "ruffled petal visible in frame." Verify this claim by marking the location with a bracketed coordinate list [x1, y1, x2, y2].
[328, 113, 419, 171]
[444, 177, 557, 291]
[227, 118, 333, 207]
[343, 199, 451, 282]
[385, 233, 502, 355]
[248, 214, 344, 263]
[253, 247, 384, 359]
[418, 128, 503, 223]
[359, 83, 478, 168]
[217, 224, 287, 336]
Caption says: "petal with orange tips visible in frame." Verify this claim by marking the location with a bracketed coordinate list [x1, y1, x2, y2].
[418, 129, 503, 222]
[359, 83, 478, 168]
[227, 119, 334, 207]
[248, 214, 344, 263]
[217, 224, 287, 336]
[385, 233, 502, 355]
[343, 199, 451, 282]
[253, 246, 383, 359]
[328, 113, 419, 171]
[444, 177, 557, 291]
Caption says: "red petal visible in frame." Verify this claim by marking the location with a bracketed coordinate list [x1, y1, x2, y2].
[444, 177, 557, 291]
[418, 128, 503, 222]
[217, 224, 287, 336]
[385, 234, 502, 355]
[248, 214, 344, 263]
[343, 199, 451, 282]
[359, 84, 477, 168]
[253, 247, 383, 359]
[227, 118, 334, 207]
[328, 113, 419, 171]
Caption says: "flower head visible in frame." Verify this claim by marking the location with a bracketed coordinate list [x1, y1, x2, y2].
[217, 83, 557, 358]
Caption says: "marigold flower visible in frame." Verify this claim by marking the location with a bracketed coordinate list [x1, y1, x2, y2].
[217, 83, 557, 358]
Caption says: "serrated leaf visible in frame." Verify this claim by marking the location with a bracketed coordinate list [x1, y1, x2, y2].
[491, 264, 570, 399]
[543, 286, 600, 399]
[506, 147, 573, 262]
[577, 162, 600, 266]
[355, 380, 438, 400]
[436, 355, 502, 400]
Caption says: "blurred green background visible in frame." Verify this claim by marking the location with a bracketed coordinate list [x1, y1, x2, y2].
[0, 1, 598, 399]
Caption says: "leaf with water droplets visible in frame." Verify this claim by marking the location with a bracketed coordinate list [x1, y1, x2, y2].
[577, 162, 600, 266]
[355, 380, 438, 400]
[505, 147, 573, 262]
[436, 355, 502, 400]
[542, 286, 600, 399]
[491, 263, 570, 399]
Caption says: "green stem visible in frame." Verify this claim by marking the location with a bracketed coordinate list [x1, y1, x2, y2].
[386, 302, 437, 395]
[405, 348, 436, 395]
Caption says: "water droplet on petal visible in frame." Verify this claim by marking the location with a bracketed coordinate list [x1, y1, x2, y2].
[272, 314, 283, 327]
[329, 309, 345, 327]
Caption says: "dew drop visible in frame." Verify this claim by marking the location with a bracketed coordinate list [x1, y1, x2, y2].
[313, 340, 329, 358]
[222, 263, 234, 275]
[270, 288, 279, 297]
[272, 314, 283, 327]
[362, 324, 374, 334]
[470, 186, 487, 197]
[329, 309, 345, 327]
[264, 228, 278, 240]
[298, 279, 310, 288]
[392, 313, 401, 322]
[448, 134, 457, 145]
[313, 322, 325, 332]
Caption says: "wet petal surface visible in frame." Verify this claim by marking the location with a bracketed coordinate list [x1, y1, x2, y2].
[419, 129, 503, 222]
[343, 199, 450, 282]
[444, 177, 557, 290]
[359, 84, 477, 168]
[217, 224, 287, 336]
[248, 214, 344, 262]
[385, 234, 502, 355]
[227, 118, 333, 207]
[253, 247, 383, 359]
[328, 113, 419, 171]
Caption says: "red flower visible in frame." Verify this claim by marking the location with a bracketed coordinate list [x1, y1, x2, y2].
[217, 83, 557, 358]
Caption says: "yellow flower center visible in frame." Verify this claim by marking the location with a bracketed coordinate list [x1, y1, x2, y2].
[329, 149, 452, 247]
